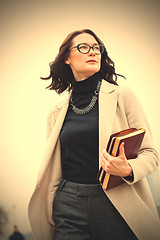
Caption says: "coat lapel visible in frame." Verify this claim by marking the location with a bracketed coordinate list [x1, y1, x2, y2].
[99, 80, 118, 168]
[37, 96, 70, 185]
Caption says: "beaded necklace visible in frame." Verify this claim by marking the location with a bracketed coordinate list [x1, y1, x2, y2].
[69, 80, 101, 115]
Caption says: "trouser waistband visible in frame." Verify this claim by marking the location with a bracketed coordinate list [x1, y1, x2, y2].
[57, 179, 103, 197]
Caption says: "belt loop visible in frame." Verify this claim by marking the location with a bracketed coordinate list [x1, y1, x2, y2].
[58, 179, 67, 191]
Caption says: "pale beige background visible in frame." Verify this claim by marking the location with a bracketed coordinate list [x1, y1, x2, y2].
[0, 0, 160, 236]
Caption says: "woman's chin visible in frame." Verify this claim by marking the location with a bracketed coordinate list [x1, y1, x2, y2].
[85, 67, 100, 75]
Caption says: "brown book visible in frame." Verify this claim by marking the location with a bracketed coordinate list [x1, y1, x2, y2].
[97, 128, 146, 190]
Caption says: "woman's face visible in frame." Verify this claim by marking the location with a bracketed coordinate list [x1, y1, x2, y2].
[65, 33, 101, 81]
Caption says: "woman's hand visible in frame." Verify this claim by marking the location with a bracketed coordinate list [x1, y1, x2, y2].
[101, 142, 133, 177]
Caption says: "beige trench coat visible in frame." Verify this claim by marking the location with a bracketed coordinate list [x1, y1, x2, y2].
[28, 80, 160, 240]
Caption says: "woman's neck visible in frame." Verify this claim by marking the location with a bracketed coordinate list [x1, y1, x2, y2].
[72, 72, 102, 97]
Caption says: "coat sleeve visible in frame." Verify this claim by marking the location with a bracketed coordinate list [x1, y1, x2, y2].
[119, 87, 159, 184]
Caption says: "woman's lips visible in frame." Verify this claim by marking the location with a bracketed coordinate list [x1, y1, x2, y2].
[86, 60, 97, 63]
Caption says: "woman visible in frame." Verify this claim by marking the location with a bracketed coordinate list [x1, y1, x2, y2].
[28, 29, 160, 240]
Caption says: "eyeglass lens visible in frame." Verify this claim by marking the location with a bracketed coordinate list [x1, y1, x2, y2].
[78, 44, 104, 54]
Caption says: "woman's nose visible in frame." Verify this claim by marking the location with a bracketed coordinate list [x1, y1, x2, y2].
[88, 48, 96, 55]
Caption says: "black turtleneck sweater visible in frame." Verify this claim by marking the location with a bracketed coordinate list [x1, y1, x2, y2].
[60, 72, 102, 184]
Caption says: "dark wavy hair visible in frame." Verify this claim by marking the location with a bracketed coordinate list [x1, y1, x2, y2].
[41, 29, 124, 93]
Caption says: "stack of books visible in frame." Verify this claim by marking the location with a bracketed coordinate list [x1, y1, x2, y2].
[97, 128, 146, 190]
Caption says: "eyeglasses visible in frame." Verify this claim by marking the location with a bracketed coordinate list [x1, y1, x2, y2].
[70, 43, 105, 55]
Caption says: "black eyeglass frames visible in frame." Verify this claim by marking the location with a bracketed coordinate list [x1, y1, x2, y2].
[70, 43, 105, 55]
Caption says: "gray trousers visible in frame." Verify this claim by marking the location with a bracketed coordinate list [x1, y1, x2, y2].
[52, 179, 138, 240]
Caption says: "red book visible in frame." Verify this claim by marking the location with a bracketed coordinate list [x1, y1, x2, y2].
[97, 128, 146, 190]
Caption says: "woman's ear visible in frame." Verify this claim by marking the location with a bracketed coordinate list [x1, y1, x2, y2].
[65, 58, 70, 65]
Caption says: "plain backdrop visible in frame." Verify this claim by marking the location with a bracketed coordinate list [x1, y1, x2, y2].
[0, 0, 160, 236]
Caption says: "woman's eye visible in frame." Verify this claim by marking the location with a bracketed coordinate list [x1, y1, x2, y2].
[80, 45, 88, 49]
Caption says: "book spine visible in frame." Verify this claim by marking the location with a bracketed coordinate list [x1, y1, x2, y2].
[112, 138, 120, 157]
[101, 138, 120, 189]
[102, 172, 110, 189]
